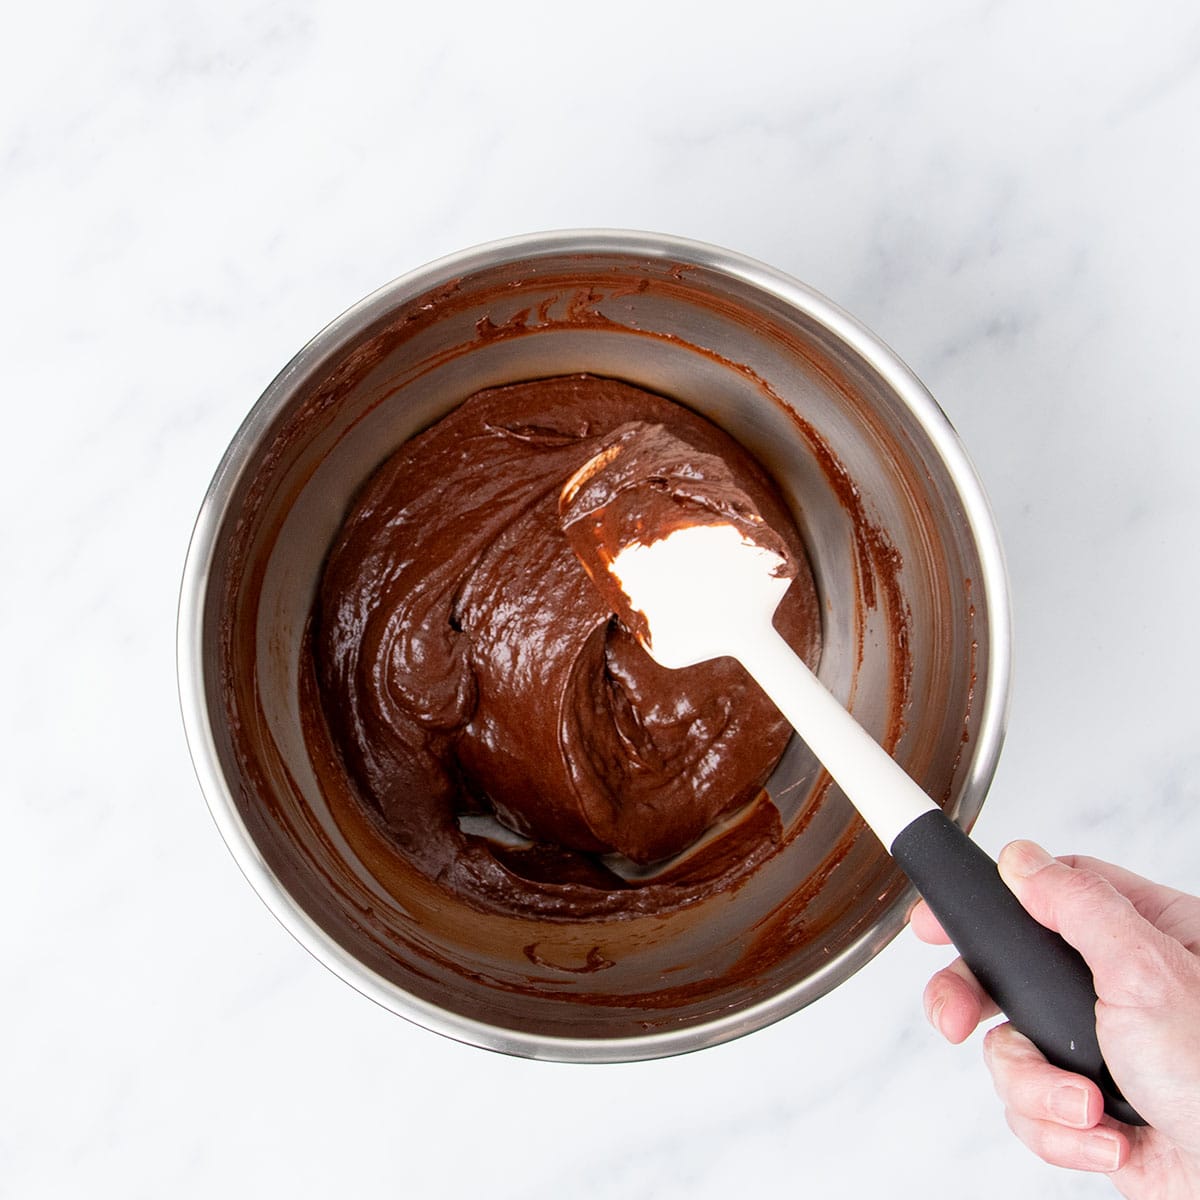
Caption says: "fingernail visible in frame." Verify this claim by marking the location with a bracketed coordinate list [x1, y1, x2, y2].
[1049, 1084, 1091, 1127]
[927, 996, 946, 1035]
[1001, 840, 1054, 880]
[1083, 1131, 1123, 1173]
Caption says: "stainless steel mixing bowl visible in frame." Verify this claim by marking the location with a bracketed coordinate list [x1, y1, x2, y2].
[177, 230, 1011, 1060]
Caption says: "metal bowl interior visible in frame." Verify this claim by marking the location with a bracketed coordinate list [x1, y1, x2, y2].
[178, 230, 1010, 1061]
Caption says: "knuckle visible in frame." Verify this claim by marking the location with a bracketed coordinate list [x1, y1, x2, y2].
[1004, 1109, 1082, 1169]
[1056, 863, 1122, 912]
[1096, 921, 1190, 1006]
[1116, 940, 1170, 1001]
[1042, 863, 1145, 947]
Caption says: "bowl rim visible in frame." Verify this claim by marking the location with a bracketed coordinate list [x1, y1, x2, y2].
[176, 227, 1013, 1062]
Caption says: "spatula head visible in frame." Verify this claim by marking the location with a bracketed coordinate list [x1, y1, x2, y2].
[559, 423, 798, 667]
[608, 523, 794, 668]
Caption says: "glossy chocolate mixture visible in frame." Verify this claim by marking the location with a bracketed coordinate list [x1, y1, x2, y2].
[560, 420, 798, 648]
[311, 374, 821, 915]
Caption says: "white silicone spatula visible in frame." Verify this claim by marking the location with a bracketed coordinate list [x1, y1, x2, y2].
[612, 522, 939, 849]
[604, 520, 1142, 1126]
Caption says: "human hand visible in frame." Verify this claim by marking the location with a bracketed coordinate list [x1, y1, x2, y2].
[912, 841, 1200, 1199]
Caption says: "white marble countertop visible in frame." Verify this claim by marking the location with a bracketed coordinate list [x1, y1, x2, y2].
[6, 2, 1200, 1195]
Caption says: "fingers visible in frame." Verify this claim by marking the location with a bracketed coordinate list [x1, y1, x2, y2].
[997, 841, 1186, 1008]
[985, 1023, 1130, 1173]
[1059, 855, 1200, 952]
[984, 1024, 1105, 1126]
[909, 897, 951, 945]
[911, 898, 997, 1042]
[1003, 1112, 1128, 1174]
[923, 956, 1000, 1043]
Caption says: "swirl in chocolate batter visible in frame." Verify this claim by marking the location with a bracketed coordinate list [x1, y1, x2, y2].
[312, 374, 821, 917]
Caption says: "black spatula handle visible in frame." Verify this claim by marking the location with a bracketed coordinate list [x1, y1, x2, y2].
[892, 810, 1144, 1126]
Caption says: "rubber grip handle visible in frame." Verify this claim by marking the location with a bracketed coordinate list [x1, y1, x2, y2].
[891, 810, 1145, 1126]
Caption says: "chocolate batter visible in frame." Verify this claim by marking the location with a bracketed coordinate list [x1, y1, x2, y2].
[560, 420, 799, 649]
[312, 374, 821, 915]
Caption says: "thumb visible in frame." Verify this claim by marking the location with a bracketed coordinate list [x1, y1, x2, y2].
[998, 840, 1180, 1009]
